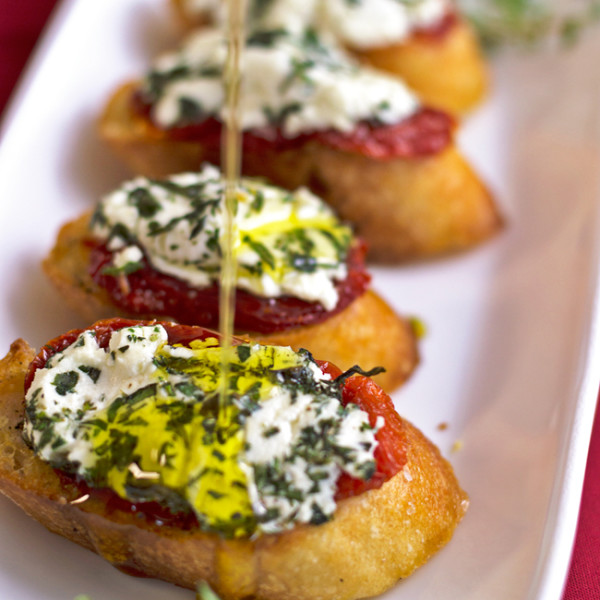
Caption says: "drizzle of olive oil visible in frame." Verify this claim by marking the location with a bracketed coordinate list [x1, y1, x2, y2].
[219, 0, 247, 413]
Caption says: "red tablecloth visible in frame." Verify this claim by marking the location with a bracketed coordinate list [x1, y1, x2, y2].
[1, 1, 599, 598]
[564, 401, 600, 598]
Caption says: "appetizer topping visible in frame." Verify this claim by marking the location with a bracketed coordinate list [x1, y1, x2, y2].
[141, 25, 419, 134]
[319, 0, 450, 49]
[90, 164, 352, 311]
[24, 324, 381, 536]
[182, 0, 450, 48]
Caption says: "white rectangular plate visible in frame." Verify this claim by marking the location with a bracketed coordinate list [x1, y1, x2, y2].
[0, 1, 599, 599]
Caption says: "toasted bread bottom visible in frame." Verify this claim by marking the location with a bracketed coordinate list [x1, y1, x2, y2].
[42, 214, 419, 392]
[99, 83, 502, 262]
[0, 340, 468, 600]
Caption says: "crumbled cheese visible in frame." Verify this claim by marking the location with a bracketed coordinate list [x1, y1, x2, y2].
[112, 245, 143, 270]
[143, 27, 419, 135]
[319, 0, 449, 49]
[25, 325, 167, 470]
[91, 164, 351, 310]
[181, 0, 449, 48]
[240, 371, 378, 532]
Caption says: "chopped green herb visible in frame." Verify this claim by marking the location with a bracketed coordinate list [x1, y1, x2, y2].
[179, 97, 204, 124]
[243, 235, 276, 270]
[52, 371, 79, 396]
[129, 187, 161, 218]
[197, 581, 221, 600]
[250, 190, 265, 213]
[247, 27, 287, 47]
[208, 489, 226, 499]
[78, 365, 101, 383]
[236, 345, 252, 363]
[263, 426, 280, 438]
[409, 316, 427, 339]
[280, 57, 316, 92]
[101, 261, 144, 277]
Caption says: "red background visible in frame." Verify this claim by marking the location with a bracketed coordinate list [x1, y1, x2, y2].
[0, 1, 598, 597]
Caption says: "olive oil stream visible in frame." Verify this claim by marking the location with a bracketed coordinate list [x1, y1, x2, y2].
[219, 0, 246, 414]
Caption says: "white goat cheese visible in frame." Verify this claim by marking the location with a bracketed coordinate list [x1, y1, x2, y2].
[91, 164, 352, 310]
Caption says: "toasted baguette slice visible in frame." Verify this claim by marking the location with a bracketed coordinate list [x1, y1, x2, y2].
[170, 0, 486, 114]
[99, 83, 502, 262]
[0, 339, 468, 599]
[42, 213, 419, 392]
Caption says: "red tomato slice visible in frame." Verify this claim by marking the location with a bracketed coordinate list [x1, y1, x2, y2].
[319, 361, 407, 500]
[88, 240, 370, 334]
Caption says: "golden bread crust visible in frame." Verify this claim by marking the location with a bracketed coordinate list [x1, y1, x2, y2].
[0, 340, 468, 599]
[42, 213, 419, 392]
[171, 0, 212, 30]
[99, 83, 502, 262]
[353, 20, 488, 115]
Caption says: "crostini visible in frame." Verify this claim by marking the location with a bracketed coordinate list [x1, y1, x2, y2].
[0, 319, 468, 599]
[43, 164, 418, 392]
[170, 0, 487, 114]
[99, 26, 501, 261]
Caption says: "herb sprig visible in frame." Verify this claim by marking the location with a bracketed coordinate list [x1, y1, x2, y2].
[461, 0, 600, 49]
